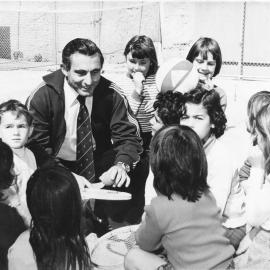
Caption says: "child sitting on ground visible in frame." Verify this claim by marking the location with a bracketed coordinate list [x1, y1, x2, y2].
[0, 100, 59, 213]
[181, 87, 246, 249]
[234, 102, 270, 269]
[145, 91, 185, 204]
[8, 165, 97, 270]
[125, 125, 234, 270]
[0, 141, 27, 270]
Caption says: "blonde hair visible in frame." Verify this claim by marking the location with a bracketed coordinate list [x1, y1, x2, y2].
[247, 91, 270, 135]
[255, 103, 270, 174]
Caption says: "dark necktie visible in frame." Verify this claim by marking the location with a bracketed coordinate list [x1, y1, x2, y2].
[76, 95, 95, 182]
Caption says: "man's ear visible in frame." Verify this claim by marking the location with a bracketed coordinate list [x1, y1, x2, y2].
[61, 64, 68, 77]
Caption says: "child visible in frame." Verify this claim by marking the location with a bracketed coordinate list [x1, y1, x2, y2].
[118, 35, 159, 152]
[125, 125, 234, 270]
[0, 100, 58, 210]
[8, 165, 96, 270]
[181, 87, 246, 249]
[238, 91, 270, 188]
[145, 90, 186, 204]
[234, 103, 270, 269]
[0, 141, 27, 270]
[181, 87, 232, 213]
[186, 37, 227, 110]
[150, 91, 186, 135]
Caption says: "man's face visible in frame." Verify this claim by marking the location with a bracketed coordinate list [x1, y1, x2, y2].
[0, 111, 33, 149]
[62, 52, 102, 96]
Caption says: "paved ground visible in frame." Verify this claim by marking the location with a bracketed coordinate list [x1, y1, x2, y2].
[1, 67, 270, 203]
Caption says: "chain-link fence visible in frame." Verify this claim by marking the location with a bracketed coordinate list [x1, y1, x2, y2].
[0, 1, 270, 79]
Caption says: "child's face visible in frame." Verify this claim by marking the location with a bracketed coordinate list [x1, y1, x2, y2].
[0, 112, 32, 149]
[126, 52, 151, 78]
[193, 52, 216, 82]
[181, 102, 212, 142]
[150, 112, 164, 136]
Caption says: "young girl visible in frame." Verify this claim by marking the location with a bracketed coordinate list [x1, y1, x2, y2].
[118, 35, 159, 152]
[186, 37, 227, 110]
[238, 91, 270, 186]
[8, 165, 96, 270]
[181, 87, 246, 249]
[125, 125, 234, 270]
[234, 103, 270, 269]
[0, 141, 27, 270]
[181, 87, 232, 213]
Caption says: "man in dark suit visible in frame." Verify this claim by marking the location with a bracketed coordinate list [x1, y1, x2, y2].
[26, 38, 147, 229]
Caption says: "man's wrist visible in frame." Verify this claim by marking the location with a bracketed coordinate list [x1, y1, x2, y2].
[116, 162, 130, 173]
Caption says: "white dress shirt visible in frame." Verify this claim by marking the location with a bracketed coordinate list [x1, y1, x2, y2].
[57, 79, 94, 161]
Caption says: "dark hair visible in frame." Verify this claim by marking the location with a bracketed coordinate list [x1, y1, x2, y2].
[186, 37, 222, 77]
[124, 35, 158, 76]
[0, 140, 14, 199]
[150, 125, 208, 202]
[153, 91, 186, 125]
[62, 38, 104, 71]
[0, 99, 33, 126]
[26, 165, 91, 270]
[184, 87, 227, 138]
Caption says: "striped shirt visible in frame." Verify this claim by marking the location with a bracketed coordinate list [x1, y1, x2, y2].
[117, 74, 159, 133]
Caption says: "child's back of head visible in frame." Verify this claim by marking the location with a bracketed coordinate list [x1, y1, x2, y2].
[150, 124, 209, 202]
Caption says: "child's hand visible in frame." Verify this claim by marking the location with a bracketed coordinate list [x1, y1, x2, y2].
[247, 146, 264, 169]
[14, 201, 31, 227]
[132, 72, 145, 95]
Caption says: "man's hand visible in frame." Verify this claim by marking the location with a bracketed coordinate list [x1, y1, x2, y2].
[99, 164, 130, 188]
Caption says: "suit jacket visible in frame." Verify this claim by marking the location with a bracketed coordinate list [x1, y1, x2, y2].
[26, 69, 142, 167]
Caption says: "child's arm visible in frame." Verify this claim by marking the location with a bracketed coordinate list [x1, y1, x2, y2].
[135, 205, 163, 252]
[245, 179, 270, 228]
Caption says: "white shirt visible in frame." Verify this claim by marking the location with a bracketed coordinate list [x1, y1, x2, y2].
[8, 230, 98, 270]
[245, 168, 270, 230]
[57, 79, 94, 161]
[204, 135, 234, 216]
[13, 147, 37, 204]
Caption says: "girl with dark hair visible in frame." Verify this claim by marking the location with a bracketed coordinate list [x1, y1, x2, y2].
[186, 37, 227, 110]
[8, 165, 95, 270]
[118, 35, 159, 152]
[182, 87, 247, 249]
[125, 125, 234, 270]
[181, 86, 232, 214]
[0, 141, 27, 270]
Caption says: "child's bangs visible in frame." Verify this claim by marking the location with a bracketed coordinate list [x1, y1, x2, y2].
[131, 48, 150, 59]
[199, 46, 216, 60]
